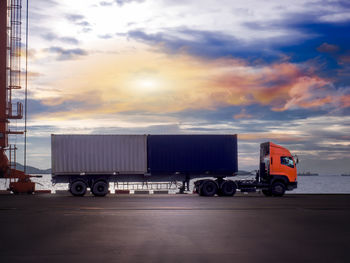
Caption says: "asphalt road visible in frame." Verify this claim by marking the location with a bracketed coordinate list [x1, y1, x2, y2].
[0, 194, 349, 263]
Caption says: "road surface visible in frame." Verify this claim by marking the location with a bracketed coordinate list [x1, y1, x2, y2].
[0, 194, 349, 262]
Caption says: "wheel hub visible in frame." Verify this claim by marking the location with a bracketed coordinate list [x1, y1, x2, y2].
[274, 185, 283, 193]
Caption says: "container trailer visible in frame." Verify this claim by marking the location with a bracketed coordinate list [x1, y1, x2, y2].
[51, 134, 298, 197]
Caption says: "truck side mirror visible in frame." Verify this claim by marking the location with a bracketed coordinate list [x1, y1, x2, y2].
[293, 155, 299, 164]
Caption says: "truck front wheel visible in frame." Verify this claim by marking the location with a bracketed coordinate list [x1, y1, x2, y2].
[92, 181, 109, 197]
[70, 180, 87, 197]
[271, 182, 286, 197]
[200, 180, 218, 197]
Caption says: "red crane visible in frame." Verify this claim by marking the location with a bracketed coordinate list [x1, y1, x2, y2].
[0, 0, 35, 193]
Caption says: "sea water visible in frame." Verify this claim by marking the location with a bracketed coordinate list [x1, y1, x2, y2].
[291, 174, 350, 194]
[0, 174, 349, 194]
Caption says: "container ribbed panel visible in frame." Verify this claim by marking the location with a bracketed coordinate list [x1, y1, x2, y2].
[147, 135, 238, 174]
[51, 135, 147, 175]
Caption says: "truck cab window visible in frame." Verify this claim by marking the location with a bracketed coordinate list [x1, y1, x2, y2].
[280, 156, 294, 168]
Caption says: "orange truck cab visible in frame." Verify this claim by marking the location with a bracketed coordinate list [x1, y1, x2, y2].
[235, 141, 298, 196]
[258, 142, 298, 196]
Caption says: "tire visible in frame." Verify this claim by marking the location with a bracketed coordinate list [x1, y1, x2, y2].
[70, 180, 87, 197]
[271, 182, 286, 197]
[262, 189, 272, 197]
[200, 180, 218, 197]
[219, 181, 237, 196]
[92, 181, 109, 197]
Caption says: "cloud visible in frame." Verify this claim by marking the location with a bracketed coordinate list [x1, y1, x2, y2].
[340, 94, 350, 108]
[318, 12, 350, 23]
[46, 46, 88, 60]
[29, 47, 347, 121]
[65, 13, 92, 32]
[270, 76, 332, 111]
[238, 133, 305, 143]
[98, 34, 114, 39]
[209, 61, 338, 111]
[21, 0, 350, 174]
[59, 37, 79, 45]
[127, 28, 302, 60]
[116, 0, 145, 5]
[128, 29, 249, 58]
[338, 55, 350, 65]
[65, 14, 85, 22]
[41, 32, 79, 45]
[121, 0, 350, 59]
[23, 113, 350, 173]
[100, 1, 114, 6]
[99, 0, 145, 6]
[27, 71, 42, 80]
[317, 43, 340, 53]
[233, 109, 253, 120]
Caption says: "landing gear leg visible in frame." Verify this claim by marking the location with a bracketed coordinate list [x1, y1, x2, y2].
[179, 175, 190, 194]
[185, 174, 190, 191]
[179, 182, 185, 194]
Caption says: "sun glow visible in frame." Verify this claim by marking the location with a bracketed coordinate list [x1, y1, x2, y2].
[32, 45, 337, 118]
[134, 77, 160, 93]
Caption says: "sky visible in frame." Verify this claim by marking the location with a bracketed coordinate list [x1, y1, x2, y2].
[9, 0, 350, 174]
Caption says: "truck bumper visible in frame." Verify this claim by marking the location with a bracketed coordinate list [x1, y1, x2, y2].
[287, 182, 298, 190]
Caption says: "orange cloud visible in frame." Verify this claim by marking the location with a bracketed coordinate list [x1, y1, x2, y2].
[338, 55, 350, 65]
[239, 133, 305, 142]
[29, 46, 338, 120]
[233, 109, 253, 119]
[26, 71, 42, 80]
[272, 76, 331, 111]
[317, 43, 339, 53]
[340, 95, 350, 108]
[211, 61, 332, 111]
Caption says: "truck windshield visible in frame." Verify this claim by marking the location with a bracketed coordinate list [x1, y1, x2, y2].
[280, 156, 294, 168]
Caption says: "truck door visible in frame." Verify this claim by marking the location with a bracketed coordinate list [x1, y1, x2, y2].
[270, 155, 297, 182]
[269, 143, 297, 183]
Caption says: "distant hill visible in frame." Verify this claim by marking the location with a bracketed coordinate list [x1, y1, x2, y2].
[15, 163, 51, 174]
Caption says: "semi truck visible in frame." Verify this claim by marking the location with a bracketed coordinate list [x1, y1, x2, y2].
[51, 134, 298, 197]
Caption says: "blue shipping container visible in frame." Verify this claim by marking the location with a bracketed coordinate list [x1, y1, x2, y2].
[147, 135, 238, 175]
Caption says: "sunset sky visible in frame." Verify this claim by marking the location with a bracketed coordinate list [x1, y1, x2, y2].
[11, 0, 350, 174]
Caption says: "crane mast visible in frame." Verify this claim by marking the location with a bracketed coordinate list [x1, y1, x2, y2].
[0, 0, 35, 193]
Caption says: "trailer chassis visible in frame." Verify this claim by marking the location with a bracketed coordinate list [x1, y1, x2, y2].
[52, 172, 296, 197]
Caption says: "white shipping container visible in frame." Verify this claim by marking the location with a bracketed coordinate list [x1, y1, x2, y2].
[51, 135, 147, 175]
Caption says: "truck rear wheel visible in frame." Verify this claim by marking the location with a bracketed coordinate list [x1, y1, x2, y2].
[219, 181, 236, 196]
[70, 180, 87, 196]
[92, 181, 109, 197]
[271, 182, 286, 197]
[200, 180, 218, 197]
